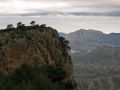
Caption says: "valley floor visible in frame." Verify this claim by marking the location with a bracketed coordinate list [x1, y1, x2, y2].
[73, 60, 120, 90]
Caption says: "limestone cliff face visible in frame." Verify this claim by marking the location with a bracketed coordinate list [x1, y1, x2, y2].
[0, 26, 73, 80]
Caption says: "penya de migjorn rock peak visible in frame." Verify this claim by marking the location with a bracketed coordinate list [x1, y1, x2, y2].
[0, 23, 77, 90]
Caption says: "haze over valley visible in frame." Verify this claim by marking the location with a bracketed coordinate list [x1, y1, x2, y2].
[62, 29, 120, 90]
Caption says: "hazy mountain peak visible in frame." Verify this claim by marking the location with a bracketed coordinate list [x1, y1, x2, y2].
[66, 29, 105, 42]
[66, 29, 120, 54]
[77, 29, 104, 34]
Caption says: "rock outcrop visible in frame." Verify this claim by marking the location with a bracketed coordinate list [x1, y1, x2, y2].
[0, 26, 74, 84]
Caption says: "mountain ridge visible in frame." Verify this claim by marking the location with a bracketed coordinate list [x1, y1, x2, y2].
[63, 29, 120, 90]
[65, 29, 120, 54]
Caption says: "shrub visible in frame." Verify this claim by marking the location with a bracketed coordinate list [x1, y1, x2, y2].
[47, 65, 66, 82]
[0, 64, 67, 90]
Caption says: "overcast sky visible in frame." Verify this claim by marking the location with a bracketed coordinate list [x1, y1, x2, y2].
[0, 0, 120, 33]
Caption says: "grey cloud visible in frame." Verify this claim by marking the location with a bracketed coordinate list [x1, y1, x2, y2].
[70, 11, 120, 17]
[9, 10, 119, 17]
[0, 0, 120, 17]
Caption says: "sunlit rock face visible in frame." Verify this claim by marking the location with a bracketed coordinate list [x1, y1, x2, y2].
[0, 26, 73, 80]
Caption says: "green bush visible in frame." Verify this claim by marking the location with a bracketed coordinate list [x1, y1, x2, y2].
[0, 64, 68, 90]
[47, 65, 66, 82]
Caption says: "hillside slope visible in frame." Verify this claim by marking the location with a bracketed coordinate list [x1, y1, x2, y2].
[0, 26, 76, 90]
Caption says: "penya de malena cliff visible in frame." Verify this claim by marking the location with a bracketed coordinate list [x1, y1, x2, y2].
[0, 24, 77, 90]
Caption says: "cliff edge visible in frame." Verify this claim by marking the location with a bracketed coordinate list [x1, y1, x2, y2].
[0, 25, 77, 90]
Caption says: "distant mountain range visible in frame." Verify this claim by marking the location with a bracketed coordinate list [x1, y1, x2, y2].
[63, 29, 120, 54]
[59, 29, 120, 90]
[61, 29, 120, 61]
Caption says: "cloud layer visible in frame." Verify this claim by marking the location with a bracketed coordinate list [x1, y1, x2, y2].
[0, 0, 120, 33]
[0, 0, 120, 17]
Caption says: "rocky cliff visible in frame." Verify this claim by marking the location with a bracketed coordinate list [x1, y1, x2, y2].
[0, 25, 76, 90]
